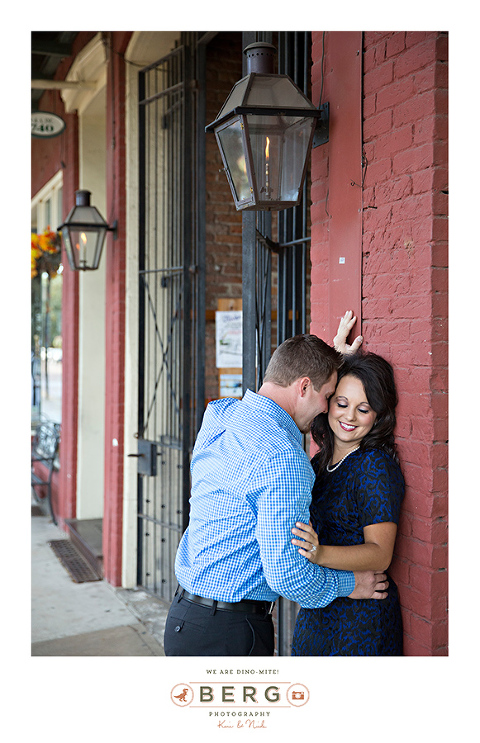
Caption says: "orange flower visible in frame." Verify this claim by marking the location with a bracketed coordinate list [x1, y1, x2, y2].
[31, 227, 61, 279]
[38, 233, 51, 252]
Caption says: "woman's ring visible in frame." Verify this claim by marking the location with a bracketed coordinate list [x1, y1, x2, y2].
[309, 544, 316, 553]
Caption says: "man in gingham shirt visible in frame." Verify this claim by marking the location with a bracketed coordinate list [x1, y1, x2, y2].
[164, 334, 388, 655]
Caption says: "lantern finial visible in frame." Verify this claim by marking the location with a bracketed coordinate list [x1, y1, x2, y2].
[243, 42, 276, 74]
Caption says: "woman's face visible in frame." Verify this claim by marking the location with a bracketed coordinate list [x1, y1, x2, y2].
[328, 374, 377, 450]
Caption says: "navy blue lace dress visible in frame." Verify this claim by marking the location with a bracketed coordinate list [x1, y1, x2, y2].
[291, 448, 405, 656]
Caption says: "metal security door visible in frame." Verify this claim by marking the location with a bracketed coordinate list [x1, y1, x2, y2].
[241, 31, 313, 654]
[276, 31, 313, 656]
[137, 36, 203, 600]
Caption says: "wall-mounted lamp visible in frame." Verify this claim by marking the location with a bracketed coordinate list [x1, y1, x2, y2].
[206, 42, 329, 211]
[58, 190, 117, 271]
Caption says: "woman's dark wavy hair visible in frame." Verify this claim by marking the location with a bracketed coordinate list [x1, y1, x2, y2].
[311, 351, 400, 472]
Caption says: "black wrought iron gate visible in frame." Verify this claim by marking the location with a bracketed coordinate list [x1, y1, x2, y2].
[137, 31, 312, 655]
[136, 34, 204, 601]
[276, 31, 313, 655]
[241, 31, 313, 654]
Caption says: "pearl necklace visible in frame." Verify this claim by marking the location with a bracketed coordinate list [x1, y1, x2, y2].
[326, 446, 360, 473]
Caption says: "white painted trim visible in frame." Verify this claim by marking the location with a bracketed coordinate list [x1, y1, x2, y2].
[76, 87, 107, 521]
[61, 33, 108, 115]
[122, 50, 140, 588]
[31, 170, 63, 212]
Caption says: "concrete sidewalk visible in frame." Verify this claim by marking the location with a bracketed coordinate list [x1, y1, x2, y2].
[31, 509, 169, 656]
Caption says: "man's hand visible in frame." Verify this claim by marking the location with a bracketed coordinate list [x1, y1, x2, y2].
[349, 571, 389, 600]
[333, 310, 363, 354]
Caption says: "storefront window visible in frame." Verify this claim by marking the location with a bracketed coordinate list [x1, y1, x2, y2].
[31, 175, 63, 428]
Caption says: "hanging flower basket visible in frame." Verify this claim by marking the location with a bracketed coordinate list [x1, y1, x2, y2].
[31, 227, 62, 279]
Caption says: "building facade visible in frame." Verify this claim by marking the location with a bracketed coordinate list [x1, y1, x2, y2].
[31, 30, 448, 655]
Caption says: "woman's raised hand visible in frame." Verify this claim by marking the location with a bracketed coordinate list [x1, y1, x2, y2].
[333, 310, 363, 354]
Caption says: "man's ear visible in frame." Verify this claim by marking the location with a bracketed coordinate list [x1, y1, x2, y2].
[298, 377, 311, 397]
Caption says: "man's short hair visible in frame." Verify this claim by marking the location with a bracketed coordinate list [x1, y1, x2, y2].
[263, 334, 341, 390]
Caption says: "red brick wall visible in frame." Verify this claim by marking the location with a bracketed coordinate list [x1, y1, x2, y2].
[31, 90, 74, 200]
[311, 31, 448, 655]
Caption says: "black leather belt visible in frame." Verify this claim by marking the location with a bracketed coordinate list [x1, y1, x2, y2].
[177, 587, 275, 615]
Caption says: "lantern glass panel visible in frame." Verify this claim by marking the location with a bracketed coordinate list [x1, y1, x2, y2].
[216, 77, 250, 120]
[247, 115, 315, 205]
[244, 75, 317, 110]
[216, 119, 252, 203]
[64, 227, 106, 270]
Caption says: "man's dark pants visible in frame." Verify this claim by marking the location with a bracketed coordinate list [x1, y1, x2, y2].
[164, 592, 275, 656]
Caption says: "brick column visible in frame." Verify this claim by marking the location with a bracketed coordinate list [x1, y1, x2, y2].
[310, 32, 363, 343]
[103, 32, 132, 585]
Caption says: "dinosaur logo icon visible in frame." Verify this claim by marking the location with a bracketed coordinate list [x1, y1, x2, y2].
[171, 684, 193, 706]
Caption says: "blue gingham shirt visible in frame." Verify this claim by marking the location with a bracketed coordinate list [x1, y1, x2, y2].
[175, 389, 355, 608]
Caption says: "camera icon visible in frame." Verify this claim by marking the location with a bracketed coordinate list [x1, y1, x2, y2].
[287, 684, 309, 707]
[292, 691, 305, 700]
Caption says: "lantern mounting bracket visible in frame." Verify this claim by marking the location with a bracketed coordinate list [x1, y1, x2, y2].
[255, 229, 280, 253]
[312, 102, 329, 148]
[108, 220, 118, 240]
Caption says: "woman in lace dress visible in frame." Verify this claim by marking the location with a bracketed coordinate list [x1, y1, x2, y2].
[291, 316, 404, 656]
